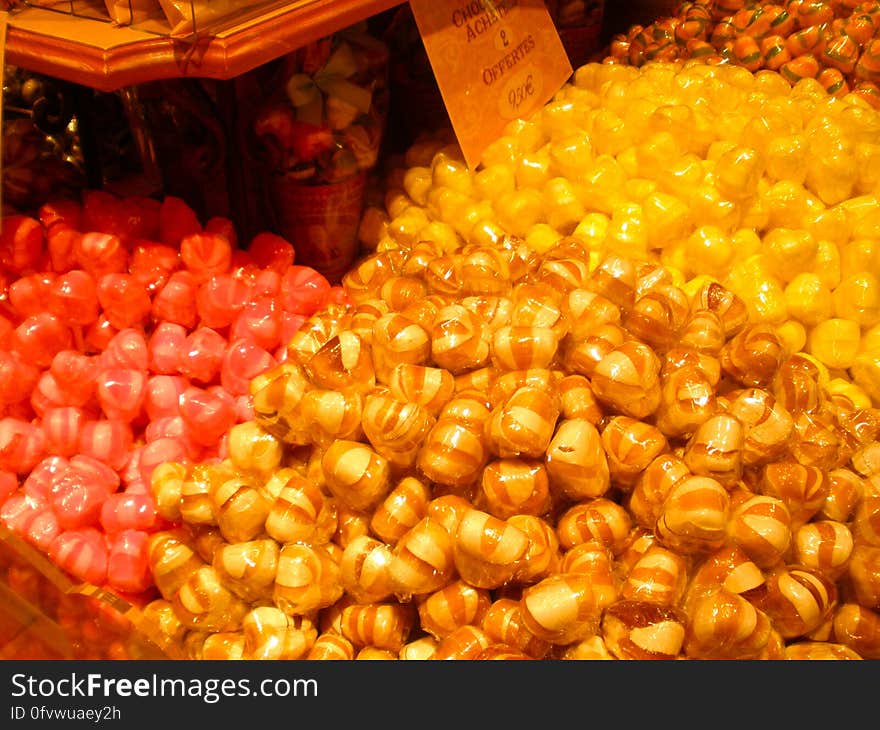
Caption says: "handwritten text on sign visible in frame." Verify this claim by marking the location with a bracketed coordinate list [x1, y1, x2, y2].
[409, 0, 573, 169]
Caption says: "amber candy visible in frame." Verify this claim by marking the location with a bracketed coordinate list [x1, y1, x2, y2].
[601, 416, 669, 489]
[453, 508, 530, 589]
[370, 476, 431, 545]
[720, 323, 786, 388]
[519, 572, 601, 645]
[478, 458, 553, 519]
[683, 588, 773, 660]
[591, 340, 662, 419]
[655, 365, 718, 438]
[242, 607, 316, 660]
[628, 453, 691, 530]
[273, 543, 343, 616]
[545, 418, 611, 500]
[655, 475, 730, 555]
[485, 385, 560, 459]
[480, 597, 551, 658]
[559, 541, 619, 610]
[212, 539, 279, 603]
[418, 580, 492, 639]
[602, 600, 687, 660]
[264, 473, 337, 545]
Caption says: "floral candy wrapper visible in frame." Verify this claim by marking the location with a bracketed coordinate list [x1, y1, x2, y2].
[251, 26, 389, 282]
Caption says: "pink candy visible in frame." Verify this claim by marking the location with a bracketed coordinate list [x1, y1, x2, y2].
[100, 493, 159, 534]
[0, 215, 45, 274]
[42, 406, 86, 456]
[0, 470, 18, 503]
[144, 375, 188, 421]
[0, 193, 337, 597]
[151, 270, 198, 329]
[179, 386, 236, 447]
[101, 328, 149, 371]
[179, 327, 226, 384]
[95, 368, 147, 423]
[106, 529, 151, 594]
[78, 419, 134, 471]
[49, 528, 108, 585]
[0, 418, 46, 474]
[221, 337, 276, 396]
[148, 321, 186, 374]
[14, 312, 73, 368]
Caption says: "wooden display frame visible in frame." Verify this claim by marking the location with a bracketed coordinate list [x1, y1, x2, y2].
[5, 0, 403, 91]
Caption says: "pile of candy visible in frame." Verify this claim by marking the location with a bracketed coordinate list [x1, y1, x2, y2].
[364, 60, 880, 408]
[604, 0, 880, 107]
[0, 190, 342, 598]
[137, 227, 880, 659]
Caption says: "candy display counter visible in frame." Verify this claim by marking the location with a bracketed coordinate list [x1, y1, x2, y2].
[2, 0, 880, 661]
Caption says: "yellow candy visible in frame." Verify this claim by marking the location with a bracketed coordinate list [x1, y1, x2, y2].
[403, 166, 433, 206]
[807, 318, 862, 370]
[624, 178, 659, 202]
[387, 209, 431, 248]
[606, 203, 649, 261]
[494, 189, 545, 237]
[825, 378, 872, 409]
[544, 178, 586, 234]
[525, 224, 564, 254]
[724, 255, 788, 324]
[686, 182, 741, 232]
[550, 132, 594, 182]
[765, 134, 808, 184]
[834, 273, 880, 328]
[474, 165, 516, 202]
[762, 180, 823, 231]
[616, 147, 639, 178]
[636, 132, 682, 180]
[642, 192, 692, 249]
[855, 142, 880, 195]
[503, 118, 547, 155]
[762, 228, 819, 283]
[468, 220, 507, 248]
[579, 155, 629, 215]
[810, 239, 843, 291]
[806, 206, 851, 249]
[851, 349, 880, 405]
[540, 99, 588, 140]
[418, 220, 462, 255]
[427, 186, 473, 226]
[784, 273, 834, 326]
[683, 225, 735, 278]
[712, 145, 765, 201]
[516, 147, 553, 190]
[840, 239, 880, 281]
[775, 320, 807, 357]
[589, 108, 634, 156]
[731, 229, 762, 259]
[861, 322, 880, 353]
[385, 189, 414, 220]
[480, 135, 517, 169]
[572, 213, 610, 251]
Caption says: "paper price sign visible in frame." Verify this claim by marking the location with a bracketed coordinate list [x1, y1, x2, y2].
[409, 0, 573, 169]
